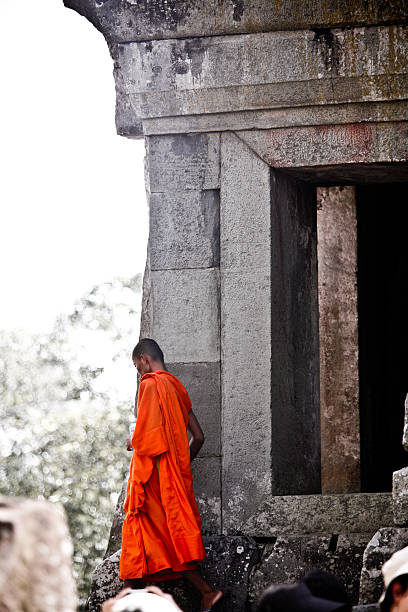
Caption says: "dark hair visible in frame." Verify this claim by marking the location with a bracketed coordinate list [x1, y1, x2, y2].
[132, 338, 164, 364]
[381, 574, 408, 612]
[302, 569, 352, 611]
[256, 582, 346, 612]
[257, 584, 295, 612]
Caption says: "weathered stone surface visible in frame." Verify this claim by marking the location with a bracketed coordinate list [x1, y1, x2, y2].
[243, 493, 393, 537]
[151, 267, 220, 363]
[149, 190, 220, 270]
[249, 533, 370, 605]
[139, 243, 152, 338]
[64, 0, 408, 44]
[146, 133, 220, 192]
[220, 132, 272, 531]
[64, 0, 406, 42]
[239, 122, 408, 169]
[393, 467, 408, 526]
[359, 528, 408, 604]
[168, 362, 220, 457]
[317, 186, 360, 494]
[269, 169, 320, 496]
[104, 477, 128, 558]
[88, 536, 259, 612]
[199, 536, 260, 612]
[87, 550, 124, 612]
[142, 100, 408, 137]
[403, 394, 408, 451]
[191, 457, 221, 534]
[0, 496, 77, 612]
[116, 26, 407, 121]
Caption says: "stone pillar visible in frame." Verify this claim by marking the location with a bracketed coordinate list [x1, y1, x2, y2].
[220, 132, 272, 531]
[145, 132, 222, 534]
[270, 170, 321, 496]
[317, 186, 360, 493]
[220, 135, 321, 532]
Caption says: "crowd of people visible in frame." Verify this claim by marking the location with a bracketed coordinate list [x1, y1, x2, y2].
[101, 545, 408, 611]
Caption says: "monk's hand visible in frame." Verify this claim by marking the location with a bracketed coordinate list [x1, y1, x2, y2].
[101, 588, 132, 612]
[145, 585, 183, 611]
[126, 437, 133, 451]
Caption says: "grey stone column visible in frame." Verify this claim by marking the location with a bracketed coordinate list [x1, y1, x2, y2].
[317, 186, 360, 493]
[220, 134, 321, 531]
[145, 132, 222, 534]
[269, 170, 321, 496]
[220, 132, 272, 532]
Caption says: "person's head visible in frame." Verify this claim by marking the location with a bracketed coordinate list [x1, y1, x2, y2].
[132, 338, 165, 377]
[380, 546, 408, 612]
[301, 569, 352, 612]
[256, 583, 346, 612]
[108, 586, 182, 612]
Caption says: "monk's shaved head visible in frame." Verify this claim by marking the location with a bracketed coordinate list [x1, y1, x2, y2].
[132, 338, 164, 364]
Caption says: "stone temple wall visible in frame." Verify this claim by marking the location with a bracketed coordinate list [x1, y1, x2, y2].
[63, 1, 408, 609]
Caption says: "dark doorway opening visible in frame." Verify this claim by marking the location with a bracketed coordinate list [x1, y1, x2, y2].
[357, 183, 408, 492]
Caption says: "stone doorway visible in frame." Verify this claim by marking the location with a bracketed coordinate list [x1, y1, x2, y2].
[316, 178, 408, 495]
[357, 183, 408, 493]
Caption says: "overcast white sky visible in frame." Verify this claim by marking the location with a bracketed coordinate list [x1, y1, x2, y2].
[0, 0, 148, 333]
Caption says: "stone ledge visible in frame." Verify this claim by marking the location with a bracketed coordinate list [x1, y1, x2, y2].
[238, 122, 408, 169]
[115, 26, 407, 121]
[243, 493, 393, 537]
[393, 467, 408, 526]
[359, 528, 408, 604]
[64, 0, 408, 44]
[140, 100, 408, 138]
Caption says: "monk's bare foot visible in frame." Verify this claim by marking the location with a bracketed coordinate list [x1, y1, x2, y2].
[200, 589, 223, 611]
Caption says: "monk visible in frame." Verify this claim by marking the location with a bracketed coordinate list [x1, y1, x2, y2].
[120, 338, 222, 612]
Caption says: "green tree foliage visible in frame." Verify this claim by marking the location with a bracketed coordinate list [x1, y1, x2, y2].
[0, 275, 142, 608]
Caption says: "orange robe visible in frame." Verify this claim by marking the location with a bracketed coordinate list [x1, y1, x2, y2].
[120, 370, 206, 581]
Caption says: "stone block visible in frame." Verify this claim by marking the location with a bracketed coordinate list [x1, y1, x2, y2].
[243, 493, 393, 537]
[359, 528, 408, 604]
[139, 246, 152, 338]
[87, 551, 124, 612]
[147, 133, 220, 192]
[65, 0, 408, 44]
[168, 361, 221, 456]
[249, 533, 370, 605]
[191, 457, 221, 535]
[149, 190, 220, 270]
[104, 477, 128, 558]
[239, 121, 408, 169]
[200, 536, 260, 611]
[117, 26, 408, 119]
[317, 186, 360, 493]
[220, 132, 272, 530]
[151, 267, 220, 363]
[393, 467, 408, 526]
[143, 100, 408, 138]
[269, 169, 320, 496]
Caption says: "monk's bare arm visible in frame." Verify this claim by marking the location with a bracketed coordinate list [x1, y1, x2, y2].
[187, 410, 205, 462]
